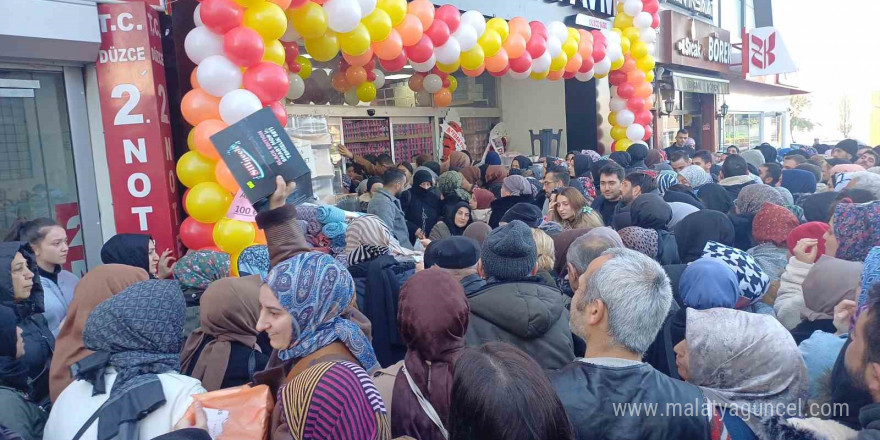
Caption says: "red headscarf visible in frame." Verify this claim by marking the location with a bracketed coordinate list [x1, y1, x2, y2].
[753, 203, 800, 247]
[786, 222, 830, 262]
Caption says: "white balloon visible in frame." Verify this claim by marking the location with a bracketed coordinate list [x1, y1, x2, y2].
[452, 24, 478, 52]
[647, 43, 656, 55]
[411, 55, 436, 72]
[194, 5, 203, 26]
[324, 0, 362, 33]
[640, 28, 657, 44]
[373, 70, 386, 89]
[617, 110, 635, 127]
[575, 70, 594, 82]
[197, 55, 243, 97]
[594, 57, 612, 75]
[546, 36, 562, 58]
[344, 89, 360, 106]
[184, 26, 223, 65]
[626, 124, 646, 142]
[509, 68, 532, 80]
[460, 11, 486, 37]
[220, 89, 262, 125]
[287, 74, 305, 100]
[547, 21, 568, 43]
[610, 98, 627, 112]
[634, 12, 653, 29]
[532, 50, 552, 73]
[623, 0, 643, 17]
[423, 74, 443, 93]
[435, 38, 462, 64]
[607, 47, 623, 62]
[281, 22, 302, 42]
[357, 0, 377, 17]
[603, 29, 620, 43]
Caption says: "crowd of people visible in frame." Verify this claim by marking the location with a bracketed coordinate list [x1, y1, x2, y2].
[2, 133, 880, 440]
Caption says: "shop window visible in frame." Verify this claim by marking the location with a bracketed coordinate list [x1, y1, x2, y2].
[764, 113, 781, 145]
[723, 112, 761, 148]
[0, 98, 35, 180]
[450, 72, 498, 108]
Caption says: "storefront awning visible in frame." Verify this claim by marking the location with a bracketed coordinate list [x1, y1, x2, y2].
[672, 72, 730, 95]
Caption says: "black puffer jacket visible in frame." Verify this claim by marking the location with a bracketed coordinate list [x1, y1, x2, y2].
[0, 243, 53, 405]
[488, 195, 535, 228]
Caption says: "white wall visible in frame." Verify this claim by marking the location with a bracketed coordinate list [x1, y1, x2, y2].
[498, 76, 567, 156]
[0, 0, 100, 62]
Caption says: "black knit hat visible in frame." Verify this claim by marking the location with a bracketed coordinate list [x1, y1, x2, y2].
[834, 139, 859, 159]
[426, 236, 481, 269]
[500, 203, 543, 228]
[481, 220, 538, 281]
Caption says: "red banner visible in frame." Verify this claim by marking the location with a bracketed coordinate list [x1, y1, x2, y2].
[95, 2, 181, 257]
[54, 203, 86, 277]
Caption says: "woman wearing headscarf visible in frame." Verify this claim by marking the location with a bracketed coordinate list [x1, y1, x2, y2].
[237, 245, 270, 278]
[0, 306, 45, 440]
[470, 188, 494, 223]
[49, 265, 149, 402]
[463, 222, 491, 246]
[697, 183, 734, 213]
[400, 169, 442, 242]
[479, 151, 502, 182]
[674, 308, 809, 440]
[608, 151, 632, 171]
[569, 154, 598, 202]
[627, 193, 673, 231]
[827, 200, 880, 262]
[442, 151, 471, 173]
[673, 210, 736, 264]
[800, 191, 838, 223]
[667, 202, 699, 229]
[774, 224, 830, 330]
[626, 143, 649, 171]
[100, 233, 164, 278]
[788, 256, 863, 345]
[258, 252, 388, 440]
[645, 149, 665, 169]
[488, 175, 535, 228]
[679, 165, 712, 190]
[460, 166, 482, 188]
[0, 242, 53, 405]
[655, 170, 679, 196]
[730, 184, 786, 251]
[483, 165, 507, 198]
[780, 169, 818, 198]
[748, 203, 800, 282]
[511, 155, 532, 171]
[619, 226, 679, 265]
[436, 171, 472, 219]
[44, 280, 206, 440]
[547, 187, 604, 231]
[180, 276, 268, 391]
[359, 177, 384, 212]
[371, 269, 468, 440]
[173, 250, 231, 337]
[739, 149, 766, 172]
[678, 258, 740, 310]
[429, 202, 473, 241]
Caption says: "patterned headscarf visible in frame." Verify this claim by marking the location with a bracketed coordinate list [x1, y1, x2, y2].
[619, 227, 659, 259]
[437, 171, 471, 202]
[702, 241, 770, 307]
[859, 247, 880, 308]
[752, 203, 800, 247]
[581, 149, 602, 162]
[833, 201, 880, 261]
[833, 172, 856, 191]
[734, 184, 785, 215]
[502, 175, 534, 196]
[174, 250, 231, 291]
[266, 252, 379, 372]
[656, 171, 679, 196]
[680, 165, 711, 188]
[281, 362, 390, 440]
[237, 245, 270, 278]
[346, 214, 415, 259]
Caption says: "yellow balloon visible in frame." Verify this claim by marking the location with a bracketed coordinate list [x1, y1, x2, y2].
[478, 29, 502, 58]
[460, 45, 485, 71]
[262, 39, 286, 66]
[614, 13, 633, 29]
[637, 55, 656, 73]
[487, 18, 509, 41]
[305, 32, 339, 62]
[645, 69, 655, 82]
[362, 9, 393, 42]
[186, 182, 232, 223]
[530, 70, 549, 80]
[244, 1, 287, 41]
[619, 36, 631, 55]
[177, 151, 216, 188]
[436, 60, 460, 73]
[187, 128, 196, 151]
[356, 82, 377, 102]
[623, 26, 640, 43]
[377, 0, 407, 26]
[568, 27, 581, 43]
[288, 2, 327, 39]
[448, 76, 458, 93]
[594, 72, 607, 79]
[611, 57, 625, 70]
[233, 0, 262, 7]
[610, 125, 627, 141]
[562, 38, 579, 58]
[630, 40, 648, 59]
[608, 112, 618, 127]
[296, 55, 313, 79]
[550, 53, 568, 71]
[616, 139, 634, 151]
[340, 23, 371, 56]
[213, 219, 256, 254]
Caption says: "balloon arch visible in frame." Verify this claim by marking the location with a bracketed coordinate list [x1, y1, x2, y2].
[177, 0, 660, 266]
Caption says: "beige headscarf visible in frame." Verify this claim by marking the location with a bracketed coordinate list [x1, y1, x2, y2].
[801, 255, 863, 321]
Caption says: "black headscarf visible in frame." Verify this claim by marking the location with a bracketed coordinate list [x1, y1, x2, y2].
[673, 210, 736, 263]
[424, 161, 442, 176]
[572, 154, 593, 178]
[609, 152, 632, 169]
[443, 202, 473, 236]
[591, 159, 610, 185]
[404, 170, 442, 238]
[627, 143, 649, 169]
[0, 242, 44, 318]
[663, 187, 705, 210]
[697, 183, 734, 213]
[630, 194, 673, 231]
[413, 170, 433, 188]
[100, 234, 152, 273]
[801, 191, 838, 223]
[513, 156, 533, 170]
[756, 143, 778, 163]
[0, 305, 28, 391]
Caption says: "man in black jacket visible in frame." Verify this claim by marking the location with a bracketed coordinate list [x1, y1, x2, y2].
[550, 248, 727, 440]
[591, 163, 624, 226]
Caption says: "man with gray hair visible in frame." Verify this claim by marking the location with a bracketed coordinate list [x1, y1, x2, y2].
[565, 227, 624, 292]
[551, 248, 729, 440]
[849, 171, 880, 199]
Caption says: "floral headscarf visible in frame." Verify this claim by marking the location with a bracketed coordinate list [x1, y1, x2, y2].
[237, 245, 270, 278]
[266, 252, 379, 372]
[833, 201, 880, 261]
[734, 184, 785, 216]
[752, 203, 800, 247]
[859, 247, 880, 308]
[174, 250, 231, 291]
[437, 171, 471, 201]
[680, 165, 711, 188]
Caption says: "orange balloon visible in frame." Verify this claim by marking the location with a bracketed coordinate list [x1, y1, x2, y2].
[332, 71, 350, 92]
[565, 53, 583, 73]
[547, 69, 565, 81]
[395, 14, 423, 47]
[192, 119, 227, 160]
[345, 66, 367, 85]
[372, 29, 403, 60]
[181, 88, 221, 126]
[407, 0, 435, 29]
[503, 33, 526, 59]
[462, 64, 485, 77]
[485, 48, 509, 73]
[190, 69, 200, 89]
[254, 228, 267, 244]
[433, 88, 452, 107]
[267, 0, 291, 8]
[508, 17, 531, 41]
[343, 47, 374, 67]
[215, 160, 240, 193]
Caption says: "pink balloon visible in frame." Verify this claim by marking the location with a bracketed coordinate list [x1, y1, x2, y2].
[509, 52, 533, 73]
[526, 35, 547, 59]
[243, 62, 289, 104]
[609, 70, 627, 87]
[635, 110, 653, 126]
[405, 35, 435, 63]
[379, 52, 408, 72]
[366, 70, 377, 81]
[434, 5, 461, 34]
[529, 21, 548, 40]
[652, 13, 661, 29]
[642, 125, 653, 142]
[424, 19, 451, 47]
[563, 71, 577, 80]
[489, 66, 509, 78]
[627, 97, 647, 113]
[224, 26, 265, 67]
[200, 0, 244, 34]
[268, 102, 287, 126]
[643, 0, 660, 13]
[592, 43, 606, 63]
[579, 57, 594, 73]
[617, 83, 635, 100]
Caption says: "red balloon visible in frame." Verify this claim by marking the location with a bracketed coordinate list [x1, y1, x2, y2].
[608, 70, 627, 87]
[592, 43, 606, 63]
[224, 26, 265, 67]
[642, 125, 654, 142]
[652, 13, 660, 29]
[289, 0, 309, 7]
[283, 41, 300, 62]
[435, 5, 461, 34]
[526, 35, 547, 59]
[635, 110, 653, 126]
[442, 77, 451, 88]
[627, 97, 647, 113]
[366, 70, 377, 81]
[379, 52, 408, 72]
[180, 217, 216, 250]
[489, 66, 509, 77]
[288, 62, 301, 74]
[424, 19, 451, 47]
[643, 0, 660, 13]
[364, 58, 377, 72]
[200, 0, 244, 34]
[509, 52, 532, 73]
[268, 102, 287, 126]
[529, 21, 548, 39]
[243, 62, 289, 104]
[405, 35, 435, 63]
[617, 83, 635, 100]
[432, 69, 448, 80]
[563, 71, 577, 80]
[579, 57, 594, 73]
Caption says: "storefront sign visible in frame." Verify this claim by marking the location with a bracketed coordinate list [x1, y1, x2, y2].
[545, 0, 615, 18]
[743, 27, 797, 77]
[95, 2, 181, 256]
[54, 203, 86, 277]
[658, 11, 731, 73]
[663, 0, 714, 20]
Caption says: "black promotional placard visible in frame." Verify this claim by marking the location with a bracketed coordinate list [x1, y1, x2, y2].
[211, 107, 313, 206]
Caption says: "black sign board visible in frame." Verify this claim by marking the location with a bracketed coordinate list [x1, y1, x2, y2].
[211, 107, 313, 207]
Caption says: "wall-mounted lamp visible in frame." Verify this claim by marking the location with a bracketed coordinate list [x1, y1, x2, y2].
[662, 98, 675, 115]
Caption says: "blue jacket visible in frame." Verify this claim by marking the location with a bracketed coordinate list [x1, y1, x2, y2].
[39, 270, 78, 337]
